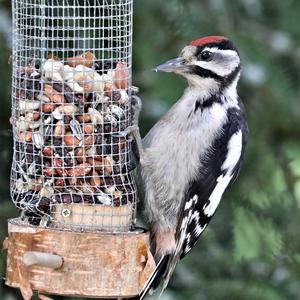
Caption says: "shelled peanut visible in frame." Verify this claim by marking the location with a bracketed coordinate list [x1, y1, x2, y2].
[11, 52, 135, 219]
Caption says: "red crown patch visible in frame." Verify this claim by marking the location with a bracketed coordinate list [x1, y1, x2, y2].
[190, 36, 227, 47]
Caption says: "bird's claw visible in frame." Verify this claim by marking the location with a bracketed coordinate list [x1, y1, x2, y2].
[113, 125, 139, 141]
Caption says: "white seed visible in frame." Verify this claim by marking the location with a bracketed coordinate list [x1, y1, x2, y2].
[44, 125, 52, 140]
[86, 146, 97, 157]
[114, 190, 123, 199]
[96, 192, 112, 205]
[29, 121, 41, 130]
[68, 150, 75, 156]
[104, 70, 114, 81]
[119, 90, 129, 104]
[30, 70, 40, 77]
[53, 105, 79, 120]
[88, 108, 103, 124]
[75, 64, 94, 74]
[16, 116, 30, 131]
[75, 65, 103, 80]
[104, 186, 116, 194]
[74, 65, 103, 90]
[15, 178, 26, 192]
[44, 59, 63, 72]
[94, 93, 108, 106]
[105, 114, 118, 126]
[95, 72, 105, 82]
[62, 65, 75, 81]
[44, 116, 52, 125]
[44, 59, 63, 81]
[36, 94, 50, 103]
[110, 105, 125, 118]
[73, 65, 106, 93]
[50, 72, 63, 82]
[65, 188, 77, 194]
[70, 119, 83, 140]
[52, 107, 63, 120]
[25, 113, 34, 122]
[103, 156, 114, 175]
[61, 104, 79, 115]
[39, 186, 54, 197]
[45, 178, 54, 186]
[73, 72, 93, 92]
[93, 81, 105, 93]
[27, 162, 36, 175]
[66, 81, 84, 93]
[39, 216, 49, 227]
[54, 120, 65, 137]
[19, 100, 40, 112]
[32, 132, 44, 149]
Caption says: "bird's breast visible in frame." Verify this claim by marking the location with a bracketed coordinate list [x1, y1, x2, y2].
[143, 102, 228, 203]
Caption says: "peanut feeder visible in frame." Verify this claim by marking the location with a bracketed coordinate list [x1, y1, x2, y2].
[5, 1, 155, 299]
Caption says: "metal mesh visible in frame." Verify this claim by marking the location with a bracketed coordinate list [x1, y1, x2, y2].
[10, 0, 136, 232]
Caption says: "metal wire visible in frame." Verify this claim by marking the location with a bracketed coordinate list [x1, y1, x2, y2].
[10, 0, 135, 232]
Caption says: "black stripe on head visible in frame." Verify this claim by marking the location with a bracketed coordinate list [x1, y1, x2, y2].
[189, 63, 241, 89]
[189, 65, 224, 81]
[220, 63, 241, 89]
[194, 39, 238, 55]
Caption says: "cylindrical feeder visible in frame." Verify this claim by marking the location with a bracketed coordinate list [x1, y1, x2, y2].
[5, 1, 155, 298]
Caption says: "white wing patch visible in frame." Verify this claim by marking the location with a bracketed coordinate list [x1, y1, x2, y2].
[222, 130, 243, 171]
[203, 130, 243, 217]
[203, 173, 233, 217]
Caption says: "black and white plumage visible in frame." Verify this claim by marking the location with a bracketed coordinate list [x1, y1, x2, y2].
[133, 36, 248, 299]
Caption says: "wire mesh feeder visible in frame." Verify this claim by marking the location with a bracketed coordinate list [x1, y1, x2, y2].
[5, 1, 155, 299]
[11, 0, 136, 232]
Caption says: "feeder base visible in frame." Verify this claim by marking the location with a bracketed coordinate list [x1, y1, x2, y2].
[4, 218, 155, 299]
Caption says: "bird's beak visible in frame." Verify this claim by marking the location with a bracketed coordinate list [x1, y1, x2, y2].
[153, 57, 187, 73]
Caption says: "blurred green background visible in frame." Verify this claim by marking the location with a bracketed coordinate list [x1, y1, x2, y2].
[1, 0, 300, 299]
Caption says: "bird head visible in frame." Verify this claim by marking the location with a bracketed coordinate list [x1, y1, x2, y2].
[154, 36, 241, 93]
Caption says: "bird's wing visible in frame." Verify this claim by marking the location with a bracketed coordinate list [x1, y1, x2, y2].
[159, 127, 246, 295]
[178, 104, 248, 258]
[180, 129, 244, 258]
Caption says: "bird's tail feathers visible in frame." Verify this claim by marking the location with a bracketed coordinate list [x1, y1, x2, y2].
[158, 255, 181, 297]
[157, 194, 199, 294]
[137, 255, 170, 300]
[135, 197, 199, 299]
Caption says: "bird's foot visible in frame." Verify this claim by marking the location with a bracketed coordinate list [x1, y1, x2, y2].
[131, 95, 142, 127]
[112, 125, 139, 140]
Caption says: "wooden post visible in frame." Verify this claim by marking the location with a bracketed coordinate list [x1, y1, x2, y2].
[5, 218, 156, 299]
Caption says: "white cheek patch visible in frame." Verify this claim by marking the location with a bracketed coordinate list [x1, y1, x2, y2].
[184, 75, 220, 94]
[195, 48, 240, 77]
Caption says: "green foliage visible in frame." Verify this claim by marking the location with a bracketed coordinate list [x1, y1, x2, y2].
[0, 0, 300, 299]
[233, 208, 283, 261]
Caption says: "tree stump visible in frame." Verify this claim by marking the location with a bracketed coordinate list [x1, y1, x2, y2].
[4, 218, 155, 299]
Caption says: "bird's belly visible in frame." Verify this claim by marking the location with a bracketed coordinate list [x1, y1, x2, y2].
[142, 130, 208, 226]
[142, 103, 228, 227]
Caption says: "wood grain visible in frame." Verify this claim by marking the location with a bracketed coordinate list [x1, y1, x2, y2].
[5, 219, 155, 299]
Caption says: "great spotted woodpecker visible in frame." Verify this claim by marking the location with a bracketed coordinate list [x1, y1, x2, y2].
[130, 36, 248, 299]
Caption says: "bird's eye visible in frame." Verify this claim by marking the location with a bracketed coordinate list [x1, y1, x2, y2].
[200, 51, 212, 61]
